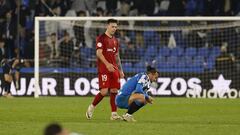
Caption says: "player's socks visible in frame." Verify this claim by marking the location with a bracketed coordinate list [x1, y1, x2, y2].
[110, 93, 117, 112]
[127, 100, 144, 115]
[92, 92, 104, 106]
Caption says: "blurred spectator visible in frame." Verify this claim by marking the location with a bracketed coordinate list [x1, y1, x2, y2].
[1, 0, 240, 71]
[143, 0, 155, 16]
[24, 30, 34, 60]
[54, 0, 72, 16]
[47, 33, 59, 59]
[118, 30, 131, 49]
[185, 0, 197, 16]
[119, 0, 130, 16]
[168, 0, 185, 16]
[130, 0, 143, 15]
[59, 31, 74, 67]
[106, 0, 118, 15]
[95, 7, 104, 16]
[0, 0, 12, 20]
[0, 38, 5, 62]
[236, 46, 240, 60]
[35, 0, 48, 16]
[74, 10, 86, 48]
[122, 42, 137, 61]
[156, 0, 170, 15]
[70, 47, 82, 67]
[236, 46, 240, 72]
[215, 45, 236, 72]
[52, 5, 62, 16]
[19, 3, 31, 29]
[1, 10, 17, 59]
[19, 28, 27, 58]
[135, 31, 144, 48]
[131, 0, 155, 16]
[187, 30, 206, 48]
[71, 0, 96, 15]
[39, 40, 51, 65]
[232, 0, 240, 15]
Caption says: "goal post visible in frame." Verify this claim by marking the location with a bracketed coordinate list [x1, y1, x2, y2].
[34, 17, 240, 98]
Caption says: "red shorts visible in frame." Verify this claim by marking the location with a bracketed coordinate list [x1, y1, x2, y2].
[98, 70, 120, 90]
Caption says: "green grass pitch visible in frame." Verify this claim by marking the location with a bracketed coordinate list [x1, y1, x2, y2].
[0, 97, 240, 135]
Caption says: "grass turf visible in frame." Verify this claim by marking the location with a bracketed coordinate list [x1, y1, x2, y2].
[0, 97, 240, 135]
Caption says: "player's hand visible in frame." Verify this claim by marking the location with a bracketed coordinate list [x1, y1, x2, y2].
[119, 70, 125, 78]
[106, 63, 115, 72]
[147, 96, 154, 104]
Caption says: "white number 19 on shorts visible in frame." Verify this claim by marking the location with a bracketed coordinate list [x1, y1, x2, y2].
[101, 75, 107, 82]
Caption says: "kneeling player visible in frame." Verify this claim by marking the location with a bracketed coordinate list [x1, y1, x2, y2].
[1, 59, 13, 98]
[1, 58, 24, 97]
[116, 66, 158, 122]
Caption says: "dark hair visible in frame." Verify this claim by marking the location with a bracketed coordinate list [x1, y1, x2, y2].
[44, 123, 62, 135]
[77, 10, 86, 16]
[50, 33, 56, 36]
[146, 66, 158, 74]
[107, 18, 118, 24]
[0, 37, 4, 42]
[63, 30, 69, 36]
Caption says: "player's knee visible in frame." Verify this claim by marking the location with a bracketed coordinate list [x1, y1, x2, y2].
[100, 89, 108, 96]
[138, 97, 146, 104]
[129, 94, 145, 104]
[4, 75, 12, 82]
[110, 88, 118, 93]
[135, 94, 145, 100]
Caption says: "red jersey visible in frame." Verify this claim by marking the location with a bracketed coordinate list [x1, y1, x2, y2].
[96, 33, 119, 73]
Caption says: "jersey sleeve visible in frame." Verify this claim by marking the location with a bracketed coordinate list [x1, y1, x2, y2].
[96, 36, 104, 50]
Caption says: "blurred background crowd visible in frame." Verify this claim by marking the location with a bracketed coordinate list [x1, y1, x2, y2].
[0, 0, 240, 73]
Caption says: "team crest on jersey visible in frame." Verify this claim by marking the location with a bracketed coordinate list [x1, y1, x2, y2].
[97, 42, 102, 47]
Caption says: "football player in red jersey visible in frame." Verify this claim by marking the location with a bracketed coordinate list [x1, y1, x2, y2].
[86, 19, 124, 120]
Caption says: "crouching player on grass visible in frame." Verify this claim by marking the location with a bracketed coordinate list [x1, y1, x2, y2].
[1, 58, 25, 97]
[116, 66, 159, 122]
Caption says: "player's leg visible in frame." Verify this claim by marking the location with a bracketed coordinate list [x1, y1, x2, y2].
[109, 88, 122, 120]
[3, 74, 13, 98]
[86, 88, 108, 119]
[123, 93, 146, 122]
[86, 73, 110, 119]
[109, 70, 122, 120]
[14, 70, 20, 90]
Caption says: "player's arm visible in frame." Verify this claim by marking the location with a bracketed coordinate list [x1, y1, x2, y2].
[135, 74, 154, 104]
[115, 52, 124, 78]
[96, 49, 115, 72]
[135, 83, 153, 103]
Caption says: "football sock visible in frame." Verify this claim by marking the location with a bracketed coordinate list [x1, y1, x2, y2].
[92, 92, 104, 106]
[127, 100, 144, 115]
[110, 93, 117, 112]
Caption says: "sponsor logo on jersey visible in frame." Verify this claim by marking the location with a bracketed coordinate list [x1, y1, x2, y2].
[107, 48, 116, 52]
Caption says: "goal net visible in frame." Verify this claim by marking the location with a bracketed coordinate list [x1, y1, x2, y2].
[34, 17, 240, 98]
